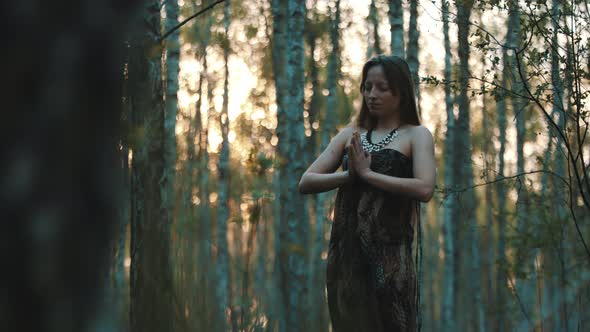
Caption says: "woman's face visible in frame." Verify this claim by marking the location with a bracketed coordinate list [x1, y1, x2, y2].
[362, 65, 400, 117]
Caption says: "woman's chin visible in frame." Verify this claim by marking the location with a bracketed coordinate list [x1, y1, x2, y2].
[369, 108, 384, 116]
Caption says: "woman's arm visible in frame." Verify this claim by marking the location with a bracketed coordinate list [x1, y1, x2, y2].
[298, 171, 350, 194]
[350, 126, 436, 202]
[298, 127, 354, 194]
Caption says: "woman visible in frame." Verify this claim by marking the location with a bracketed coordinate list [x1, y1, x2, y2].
[298, 55, 435, 332]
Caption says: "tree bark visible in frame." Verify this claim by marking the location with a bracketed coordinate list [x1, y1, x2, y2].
[215, 1, 232, 330]
[311, 1, 341, 331]
[455, 1, 484, 331]
[441, 0, 455, 330]
[164, 0, 179, 232]
[128, 1, 175, 331]
[369, 0, 382, 56]
[280, 1, 310, 331]
[270, 1, 289, 329]
[1, 1, 139, 331]
[406, 0, 420, 114]
[389, 0, 404, 57]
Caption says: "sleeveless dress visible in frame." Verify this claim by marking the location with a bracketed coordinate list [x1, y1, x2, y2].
[326, 148, 422, 332]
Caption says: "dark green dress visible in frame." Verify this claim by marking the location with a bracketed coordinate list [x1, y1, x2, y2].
[327, 148, 422, 332]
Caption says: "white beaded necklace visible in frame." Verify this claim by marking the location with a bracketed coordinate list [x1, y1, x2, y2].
[360, 127, 400, 153]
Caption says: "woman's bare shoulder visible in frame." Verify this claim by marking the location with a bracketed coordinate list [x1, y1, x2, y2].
[408, 124, 434, 146]
[408, 124, 433, 137]
[338, 124, 366, 145]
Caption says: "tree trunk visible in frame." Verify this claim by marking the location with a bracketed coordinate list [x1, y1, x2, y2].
[503, 1, 538, 329]
[369, 0, 382, 56]
[494, 0, 518, 328]
[164, 0, 179, 234]
[1, 1, 139, 330]
[270, 1, 289, 329]
[441, 0, 455, 330]
[128, 1, 175, 331]
[558, 33, 573, 332]
[311, 1, 341, 331]
[196, 15, 215, 330]
[406, 0, 420, 114]
[480, 51, 495, 332]
[184, 50, 203, 330]
[306, 5, 321, 166]
[306, 2, 322, 330]
[276, 1, 310, 331]
[455, 1, 484, 331]
[548, 1, 564, 329]
[388, 0, 404, 57]
[215, 1, 232, 330]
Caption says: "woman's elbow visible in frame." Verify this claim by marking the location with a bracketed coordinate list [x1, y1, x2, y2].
[298, 175, 310, 194]
[418, 186, 434, 202]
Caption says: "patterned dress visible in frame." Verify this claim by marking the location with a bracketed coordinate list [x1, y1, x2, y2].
[326, 148, 422, 332]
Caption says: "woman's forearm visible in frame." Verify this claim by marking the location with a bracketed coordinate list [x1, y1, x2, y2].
[360, 170, 433, 202]
[298, 171, 350, 194]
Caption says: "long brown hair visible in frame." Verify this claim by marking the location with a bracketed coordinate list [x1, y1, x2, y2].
[353, 55, 420, 129]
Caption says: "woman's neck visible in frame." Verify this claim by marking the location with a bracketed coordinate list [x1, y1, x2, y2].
[374, 114, 401, 132]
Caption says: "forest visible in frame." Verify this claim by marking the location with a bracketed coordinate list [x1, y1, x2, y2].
[3, 0, 590, 331]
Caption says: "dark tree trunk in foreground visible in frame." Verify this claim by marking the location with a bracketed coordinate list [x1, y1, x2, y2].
[1, 1, 138, 331]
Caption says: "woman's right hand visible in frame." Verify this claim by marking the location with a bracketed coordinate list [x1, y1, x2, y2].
[346, 144, 357, 183]
[298, 126, 358, 194]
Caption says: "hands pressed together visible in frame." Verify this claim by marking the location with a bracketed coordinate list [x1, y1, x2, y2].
[346, 131, 372, 182]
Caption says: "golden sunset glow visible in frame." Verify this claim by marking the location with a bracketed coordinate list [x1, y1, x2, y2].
[176, 0, 547, 188]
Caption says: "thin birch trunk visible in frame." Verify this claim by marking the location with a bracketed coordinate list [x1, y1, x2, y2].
[270, 1, 289, 329]
[406, 0, 420, 114]
[311, 1, 341, 331]
[197, 15, 215, 330]
[456, 2, 484, 331]
[306, 3, 322, 330]
[481, 51, 495, 332]
[304, 8, 321, 271]
[186, 58, 203, 329]
[389, 0, 404, 57]
[557, 34, 574, 332]
[441, 0, 455, 330]
[369, 0, 382, 56]
[202, 48, 216, 330]
[506, 1, 537, 328]
[164, 0, 179, 233]
[164, 4, 181, 325]
[494, 0, 519, 327]
[548, 1, 564, 329]
[306, 5, 321, 166]
[215, 1, 232, 330]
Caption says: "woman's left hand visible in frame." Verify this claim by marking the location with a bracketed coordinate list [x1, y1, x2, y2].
[349, 132, 372, 178]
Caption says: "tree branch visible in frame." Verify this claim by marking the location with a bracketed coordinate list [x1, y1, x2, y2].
[159, 0, 226, 42]
[436, 169, 570, 197]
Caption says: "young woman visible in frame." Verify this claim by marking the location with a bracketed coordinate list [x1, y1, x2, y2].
[299, 55, 435, 332]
